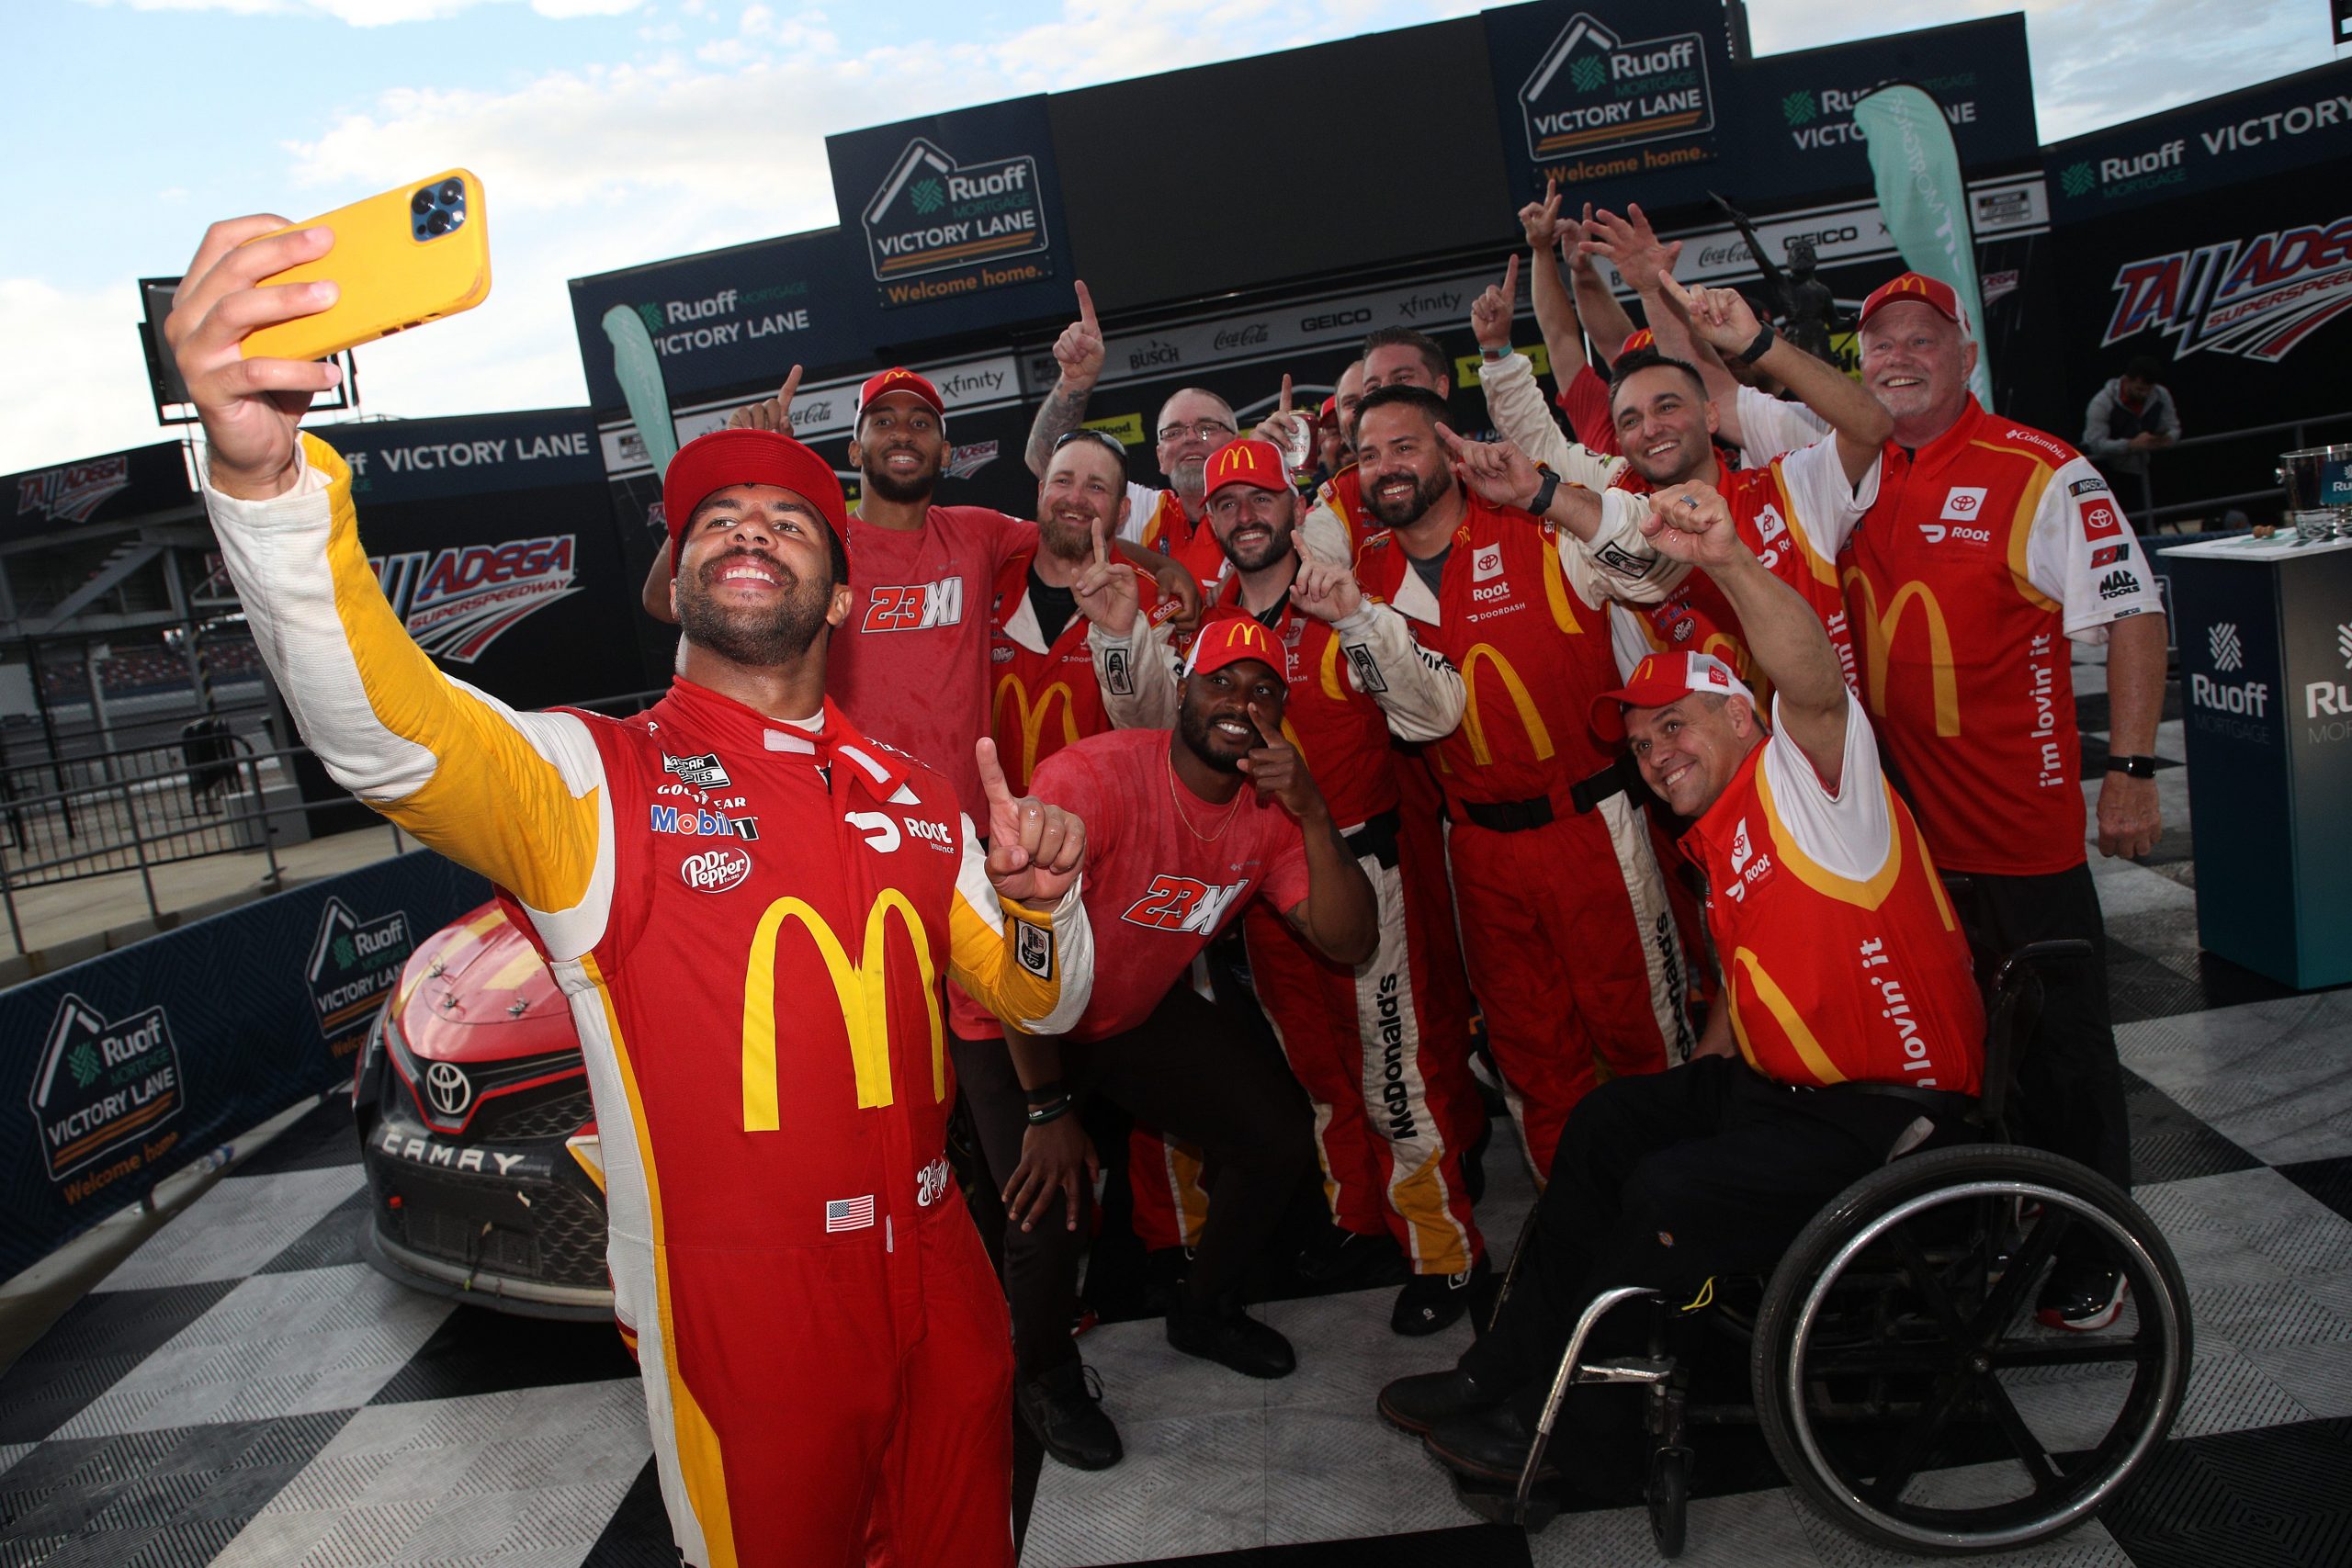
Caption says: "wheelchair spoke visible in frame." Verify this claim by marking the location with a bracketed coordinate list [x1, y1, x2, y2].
[1860, 1373, 1964, 1507]
[1986, 1337, 2165, 1370]
[1975, 1369, 2066, 1497]
[1889, 1226, 1975, 1343]
[1969, 1210, 2073, 1346]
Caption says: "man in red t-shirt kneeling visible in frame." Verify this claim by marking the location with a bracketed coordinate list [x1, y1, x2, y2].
[951, 613, 1378, 1472]
[1379, 479, 1986, 1498]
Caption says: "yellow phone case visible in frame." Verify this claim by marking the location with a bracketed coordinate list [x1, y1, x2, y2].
[241, 169, 492, 363]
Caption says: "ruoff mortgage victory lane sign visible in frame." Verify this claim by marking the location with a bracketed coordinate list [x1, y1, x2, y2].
[1490, 1, 1729, 209]
[831, 96, 1067, 312]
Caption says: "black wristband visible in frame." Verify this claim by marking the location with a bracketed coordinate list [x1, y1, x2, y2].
[1022, 1077, 1065, 1105]
[1025, 1094, 1074, 1126]
[2106, 754, 2157, 780]
[1526, 468, 1562, 517]
[1733, 321, 1777, 366]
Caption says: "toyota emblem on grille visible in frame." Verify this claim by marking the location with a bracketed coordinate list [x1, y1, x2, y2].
[424, 1061, 473, 1120]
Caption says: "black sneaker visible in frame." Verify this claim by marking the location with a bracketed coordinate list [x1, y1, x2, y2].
[1392, 1256, 1490, 1337]
[1295, 1225, 1408, 1287]
[1166, 1298, 1296, 1379]
[1143, 1246, 1194, 1314]
[1016, 1361, 1123, 1471]
[1377, 1366, 1506, 1434]
[2035, 1258, 2128, 1331]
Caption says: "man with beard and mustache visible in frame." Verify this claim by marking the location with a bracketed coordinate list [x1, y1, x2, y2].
[1339, 385, 1695, 1176]
[1198, 439, 1488, 1336]
[1025, 282, 1237, 601]
[977, 612, 1379, 1469]
[168, 215, 1096, 1568]
[1842, 272, 2165, 1332]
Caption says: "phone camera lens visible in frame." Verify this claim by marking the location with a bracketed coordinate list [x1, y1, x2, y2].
[425, 210, 453, 236]
[412, 191, 434, 214]
[440, 181, 463, 205]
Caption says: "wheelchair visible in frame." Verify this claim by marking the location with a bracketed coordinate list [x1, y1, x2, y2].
[1453, 939, 2194, 1557]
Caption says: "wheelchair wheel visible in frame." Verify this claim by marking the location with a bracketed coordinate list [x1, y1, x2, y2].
[1645, 1445, 1690, 1558]
[1751, 1145, 2190, 1555]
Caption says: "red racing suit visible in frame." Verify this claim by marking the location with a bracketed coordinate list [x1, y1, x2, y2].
[206, 437, 1094, 1568]
[1126, 483, 1228, 600]
[1350, 490, 1694, 1176]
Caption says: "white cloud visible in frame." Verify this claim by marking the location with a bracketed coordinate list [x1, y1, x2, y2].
[0, 278, 179, 475]
[73, 0, 638, 20]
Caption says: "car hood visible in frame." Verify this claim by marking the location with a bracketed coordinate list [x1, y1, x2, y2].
[390, 900, 576, 1066]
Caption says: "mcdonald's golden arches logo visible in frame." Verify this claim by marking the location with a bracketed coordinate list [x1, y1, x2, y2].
[1841, 567, 1961, 737]
[741, 890, 943, 1128]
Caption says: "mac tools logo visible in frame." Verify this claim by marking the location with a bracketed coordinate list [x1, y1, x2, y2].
[1519, 12, 1713, 162]
[16, 456, 130, 524]
[862, 136, 1049, 294]
[371, 536, 581, 663]
[2102, 213, 2352, 362]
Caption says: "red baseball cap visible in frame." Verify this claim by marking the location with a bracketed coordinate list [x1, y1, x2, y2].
[857, 367, 946, 424]
[1589, 650, 1756, 742]
[1860, 272, 1966, 333]
[662, 427, 850, 573]
[1317, 395, 1340, 427]
[1203, 438, 1288, 499]
[1617, 328, 1657, 357]
[1182, 609, 1288, 686]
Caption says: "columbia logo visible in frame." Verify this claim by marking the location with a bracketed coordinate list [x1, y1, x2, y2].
[2209, 622, 2244, 672]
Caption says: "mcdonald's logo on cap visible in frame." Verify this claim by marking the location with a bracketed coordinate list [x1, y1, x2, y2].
[1184, 609, 1289, 685]
[1204, 438, 1288, 499]
[857, 367, 947, 422]
[1859, 273, 1966, 333]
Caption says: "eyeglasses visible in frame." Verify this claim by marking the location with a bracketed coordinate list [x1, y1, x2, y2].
[1054, 428, 1126, 457]
[1157, 419, 1238, 444]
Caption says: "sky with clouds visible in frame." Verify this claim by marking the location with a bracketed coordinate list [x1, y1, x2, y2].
[5, 0, 2337, 474]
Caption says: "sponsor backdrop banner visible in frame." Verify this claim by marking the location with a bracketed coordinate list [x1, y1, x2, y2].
[0, 848, 488, 1280]
[825, 96, 1072, 325]
[4, 441, 193, 542]
[2046, 58, 2352, 220]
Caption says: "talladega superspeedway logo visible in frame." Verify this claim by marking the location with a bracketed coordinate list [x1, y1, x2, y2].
[2102, 213, 2352, 361]
[371, 536, 581, 663]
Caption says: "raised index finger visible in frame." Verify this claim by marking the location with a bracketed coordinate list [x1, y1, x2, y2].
[1091, 512, 1109, 567]
[1277, 372, 1293, 417]
[1247, 702, 1285, 748]
[974, 736, 1014, 809]
[1501, 253, 1521, 303]
[1074, 279, 1097, 330]
[776, 364, 803, 407]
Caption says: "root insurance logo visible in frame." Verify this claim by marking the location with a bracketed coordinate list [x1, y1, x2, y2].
[28, 995, 184, 1188]
[862, 137, 1051, 306]
[1519, 11, 1715, 164]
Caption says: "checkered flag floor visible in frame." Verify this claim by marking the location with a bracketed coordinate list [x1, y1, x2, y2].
[4, 652, 2348, 1568]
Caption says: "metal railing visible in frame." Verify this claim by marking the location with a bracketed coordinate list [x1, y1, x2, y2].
[0, 685, 672, 960]
[2138, 410, 2352, 530]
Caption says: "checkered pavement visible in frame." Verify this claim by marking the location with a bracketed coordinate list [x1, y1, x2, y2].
[3, 650, 2347, 1568]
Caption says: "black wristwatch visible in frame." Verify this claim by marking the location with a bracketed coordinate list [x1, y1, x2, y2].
[1526, 467, 1562, 517]
[1732, 321, 1777, 367]
[2106, 754, 2157, 779]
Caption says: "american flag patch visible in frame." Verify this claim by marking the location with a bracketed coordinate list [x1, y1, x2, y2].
[825, 1195, 876, 1233]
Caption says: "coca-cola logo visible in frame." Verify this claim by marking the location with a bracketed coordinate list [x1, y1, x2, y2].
[679, 846, 752, 893]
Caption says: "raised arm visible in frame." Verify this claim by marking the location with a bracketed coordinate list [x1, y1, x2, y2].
[1075, 514, 1180, 728]
[168, 217, 605, 932]
[1518, 185, 1589, 384]
[1660, 273, 1890, 489]
[1436, 424, 1683, 606]
[1025, 281, 1105, 477]
[1239, 704, 1377, 965]
[952, 738, 1093, 1037]
[1288, 556, 1465, 743]
[1571, 200, 1650, 362]
[1645, 480, 1848, 786]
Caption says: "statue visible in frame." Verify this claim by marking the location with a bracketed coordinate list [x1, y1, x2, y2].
[1709, 192, 1844, 363]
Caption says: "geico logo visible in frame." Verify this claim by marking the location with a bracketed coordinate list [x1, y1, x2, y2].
[1784, 226, 1859, 251]
[1122, 873, 1250, 935]
[2189, 674, 2269, 716]
[2304, 680, 2352, 717]
[650, 805, 751, 837]
[680, 847, 752, 893]
[1300, 308, 1372, 333]
[1471, 581, 1513, 603]
[863, 579, 965, 632]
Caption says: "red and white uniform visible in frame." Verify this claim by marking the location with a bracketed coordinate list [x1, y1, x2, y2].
[1840, 399, 2161, 875]
[1683, 694, 1984, 1094]
[1348, 492, 1694, 1174]
[1123, 483, 1227, 599]
[204, 439, 1093, 1568]
[985, 549, 1179, 796]
[1299, 464, 1382, 568]
[1218, 589, 1485, 1275]
[1556, 362, 1618, 455]
[831, 504, 1037, 823]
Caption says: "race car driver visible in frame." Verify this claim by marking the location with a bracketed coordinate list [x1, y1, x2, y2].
[170, 215, 1095, 1568]
[1841, 271, 2167, 1329]
[1380, 479, 1985, 1495]
[1201, 438, 1488, 1335]
[1337, 386, 1694, 1176]
[956, 613, 1378, 1472]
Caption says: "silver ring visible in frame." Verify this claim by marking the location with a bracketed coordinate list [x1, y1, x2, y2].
[1681, 496, 1698, 509]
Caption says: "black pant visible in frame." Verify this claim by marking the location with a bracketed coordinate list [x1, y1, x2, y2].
[952, 985, 1313, 1380]
[1461, 1056, 1917, 1400]
[1958, 863, 2130, 1190]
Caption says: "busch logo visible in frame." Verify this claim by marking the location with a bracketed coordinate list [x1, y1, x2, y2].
[680, 846, 752, 892]
[1121, 874, 1250, 936]
[16, 456, 130, 525]
[863, 578, 964, 632]
[2102, 212, 2352, 362]
[372, 536, 580, 663]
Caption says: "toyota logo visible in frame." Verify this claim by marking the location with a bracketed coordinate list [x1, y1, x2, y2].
[424, 1061, 472, 1120]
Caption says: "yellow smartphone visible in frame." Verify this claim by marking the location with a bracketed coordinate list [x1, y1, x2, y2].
[241, 169, 492, 362]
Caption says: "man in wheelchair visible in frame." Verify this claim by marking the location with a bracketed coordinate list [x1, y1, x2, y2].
[1379, 477, 1992, 1496]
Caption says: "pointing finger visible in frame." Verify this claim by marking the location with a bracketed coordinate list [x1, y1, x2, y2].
[1502, 252, 1520, 303]
[975, 737, 1013, 810]
[1075, 279, 1097, 330]
[1278, 372, 1294, 417]
[778, 365, 802, 406]
[1434, 423, 1464, 457]
[1091, 512, 1109, 567]
[1247, 702, 1284, 748]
